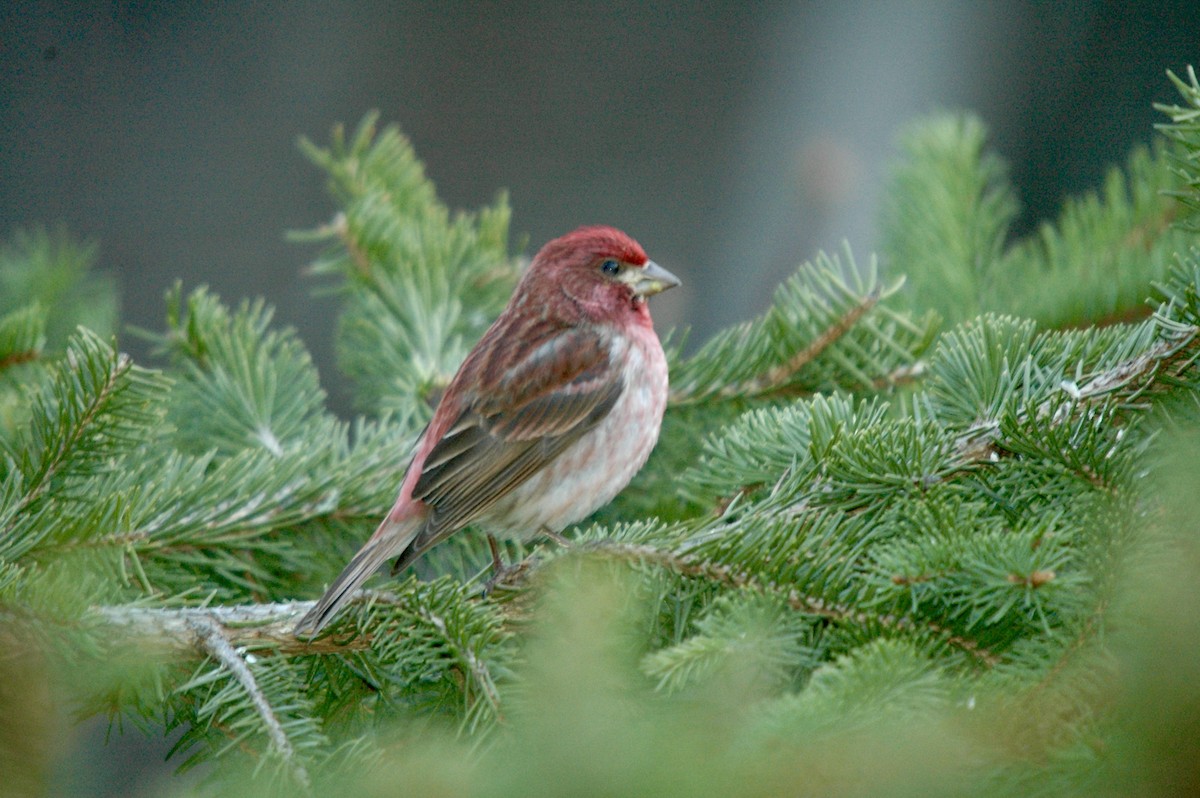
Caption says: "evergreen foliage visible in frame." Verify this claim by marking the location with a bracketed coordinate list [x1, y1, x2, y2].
[2, 68, 1200, 797]
[881, 112, 1186, 327]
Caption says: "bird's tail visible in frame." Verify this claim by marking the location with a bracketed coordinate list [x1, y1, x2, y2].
[294, 517, 419, 636]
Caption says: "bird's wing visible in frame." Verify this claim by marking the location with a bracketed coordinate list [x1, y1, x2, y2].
[409, 325, 622, 547]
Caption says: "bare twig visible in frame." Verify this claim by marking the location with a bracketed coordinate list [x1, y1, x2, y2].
[872, 360, 928, 390]
[93, 602, 365, 655]
[186, 615, 312, 793]
[0, 349, 40, 370]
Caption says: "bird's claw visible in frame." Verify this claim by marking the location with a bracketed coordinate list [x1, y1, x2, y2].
[482, 560, 529, 595]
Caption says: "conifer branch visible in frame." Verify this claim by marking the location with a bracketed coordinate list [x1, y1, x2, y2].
[1071, 320, 1197, 403]
[675, 285, 883, 404]
[3, 331, 166, 557]
[0, 227, 117, 348]
[18, 351, 129, 512]
[0, 351, 38, 369]
[186, 615, 313, 793]
[418, 605, 504, 721]
[872, 361, 928, 390]
[575, 542, 1001, 667]
[883, 113, 1187, 329]
[0, 302, 42, 370]
[94, 539, 1002, 674]
[93, 603, 363, 654]
[327, 211, 371, 277]
[667, 249, 934, 406]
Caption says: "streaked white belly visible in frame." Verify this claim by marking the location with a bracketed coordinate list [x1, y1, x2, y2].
[484, 329, 667, 537]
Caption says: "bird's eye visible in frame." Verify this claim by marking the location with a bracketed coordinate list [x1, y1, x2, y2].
[601, 259, 620, 276]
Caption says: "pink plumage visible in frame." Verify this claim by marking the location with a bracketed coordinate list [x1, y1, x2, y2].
[296, 225, 680, 634]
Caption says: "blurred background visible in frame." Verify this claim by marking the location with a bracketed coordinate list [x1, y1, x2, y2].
[5, 1, 1200, 413]
[2, 1, 1200, 794]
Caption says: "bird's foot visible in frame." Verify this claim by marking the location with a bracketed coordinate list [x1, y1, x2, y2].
[477, 529, 570, 596]
[479, 534, 527, 595]
[482, 560, 529, 595]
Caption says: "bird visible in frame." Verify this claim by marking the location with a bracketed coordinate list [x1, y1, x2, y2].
[295, 225, 680, 635]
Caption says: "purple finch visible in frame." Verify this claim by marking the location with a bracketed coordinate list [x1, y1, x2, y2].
[296, 225, 679, 634]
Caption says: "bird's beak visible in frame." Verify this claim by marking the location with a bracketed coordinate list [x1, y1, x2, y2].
[627, 260, 681, 298]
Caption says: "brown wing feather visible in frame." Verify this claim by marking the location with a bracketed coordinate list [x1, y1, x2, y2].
[408, 326, 622, 553]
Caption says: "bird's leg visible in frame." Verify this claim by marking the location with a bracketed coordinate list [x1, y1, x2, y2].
[487, 534, 505, 573]
[489, 528, 569, 572]
[539, 525, 572, 548]
[483, 534, 520, 594]
[481, 529, 570, 595]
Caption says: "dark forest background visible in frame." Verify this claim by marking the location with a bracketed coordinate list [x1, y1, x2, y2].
[5, 2, 1199, 414]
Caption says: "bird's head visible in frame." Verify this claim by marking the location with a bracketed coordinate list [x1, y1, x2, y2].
[519, 225, 681, 326]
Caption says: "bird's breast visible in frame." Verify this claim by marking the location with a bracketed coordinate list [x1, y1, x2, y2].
[483, 326, 669, 537]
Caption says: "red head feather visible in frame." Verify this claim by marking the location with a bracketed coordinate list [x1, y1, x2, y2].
[533, 225, 648, 270]
[512, 225, 666, 327]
